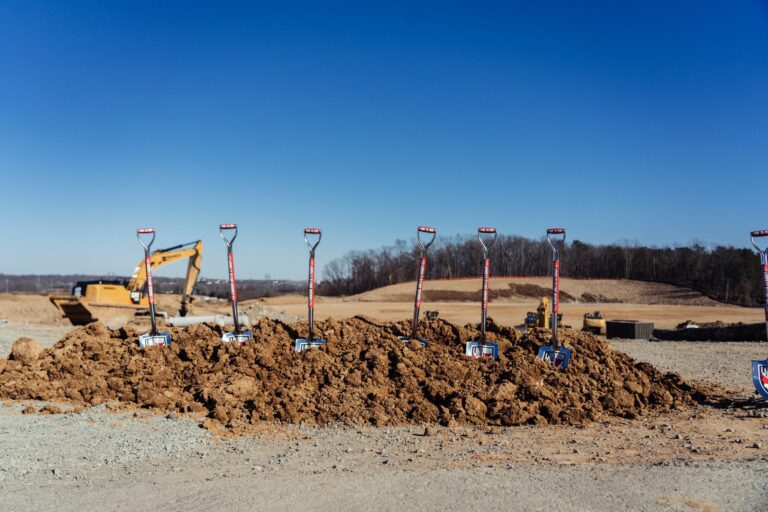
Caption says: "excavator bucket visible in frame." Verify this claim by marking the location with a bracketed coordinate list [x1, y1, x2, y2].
[49, 296, 96, 325]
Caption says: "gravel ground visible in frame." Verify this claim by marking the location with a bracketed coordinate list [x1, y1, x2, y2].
[1, 403, 767, 512]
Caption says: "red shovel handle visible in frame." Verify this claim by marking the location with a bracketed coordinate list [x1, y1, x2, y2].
[547, 227, 565, 235]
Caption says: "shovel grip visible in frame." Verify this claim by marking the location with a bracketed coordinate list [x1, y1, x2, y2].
[478, 227, 496, 234]
[751, 230, 768, 237]
[547, 227, 565, 235]
[137, 228, 155, 234]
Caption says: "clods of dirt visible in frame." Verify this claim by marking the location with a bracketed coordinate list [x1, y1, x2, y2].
[9, 337, 44, 365]
[0, 317, 707, 434]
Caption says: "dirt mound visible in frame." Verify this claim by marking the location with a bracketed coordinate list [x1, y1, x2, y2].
[0, 317, 705, 434]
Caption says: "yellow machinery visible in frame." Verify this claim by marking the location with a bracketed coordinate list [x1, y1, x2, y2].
[524, 296, 562, 331]
[50, 240, 203, 325]
[582, 311, 606, 334]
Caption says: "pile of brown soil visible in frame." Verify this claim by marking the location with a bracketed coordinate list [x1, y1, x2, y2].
[0, 317, 705, 433]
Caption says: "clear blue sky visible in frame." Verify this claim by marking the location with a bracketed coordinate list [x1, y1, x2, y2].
[1, 1, 766, 280]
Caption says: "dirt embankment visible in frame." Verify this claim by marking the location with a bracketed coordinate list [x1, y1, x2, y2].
[0, 318, 708, 434]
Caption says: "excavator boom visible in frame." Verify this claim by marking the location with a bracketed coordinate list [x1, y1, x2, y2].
[50, 240, 203, 325]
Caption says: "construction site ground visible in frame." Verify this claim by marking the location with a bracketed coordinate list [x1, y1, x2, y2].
[1, 279, 767, 511]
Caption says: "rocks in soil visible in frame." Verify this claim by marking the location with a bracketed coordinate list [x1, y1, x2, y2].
[0, 317, 706, 435]
[9, 337, 44, 365]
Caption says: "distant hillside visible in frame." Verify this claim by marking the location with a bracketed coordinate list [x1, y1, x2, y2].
[319, 235, 763, 306]
[351, 277, 720, 306]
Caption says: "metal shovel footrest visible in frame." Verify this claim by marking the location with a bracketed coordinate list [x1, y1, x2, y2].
[222, 330, 254, 345]
[398, 335, 428, 347]
[465, 341, 498, 359]
[537, 345, 572, 369]
[138, 332, 172, 348]
[295, 338, 327, 352]
[752, 359, 768, 399]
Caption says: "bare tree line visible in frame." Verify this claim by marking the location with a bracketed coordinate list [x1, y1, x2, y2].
[319, 235, 764, 306]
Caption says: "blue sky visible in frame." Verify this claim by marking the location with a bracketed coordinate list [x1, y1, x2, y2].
[1, 1, 767, 280]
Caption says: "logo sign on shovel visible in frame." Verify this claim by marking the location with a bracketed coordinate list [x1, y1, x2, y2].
[295, 228, 327, 352]
[136, 228, 172, 348]
[220, 224, 253, 345]
[398, 226, 437, 347]
[464, 227, 499, 360]
[537, 228, 571, 369]
[750, 230, 768, 399]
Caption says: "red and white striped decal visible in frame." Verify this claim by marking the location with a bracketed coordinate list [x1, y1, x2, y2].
[145, 256, 155, 305]
[762, 265, 768, 321]
[414, 257, 427, 309]
[308, 257, 315, 308]
[481, 258, 490, 311]
[553, 259, 560, 313]
[228, 252, 238, 302]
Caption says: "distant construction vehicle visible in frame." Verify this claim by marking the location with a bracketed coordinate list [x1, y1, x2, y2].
[582, 311, 606, 334]
[524, 296, 562, 332]
[50, 240, 203, 325]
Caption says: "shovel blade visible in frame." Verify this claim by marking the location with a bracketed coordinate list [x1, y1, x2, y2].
[398, 335, 428, 347]
[465, 341, 499, 359]
[294, 338, 327, 353]
[222, 330, 253, 345]
[138, 332, 172, 348]
[752, 359, 768, 399]
[537, 345, 571, 369]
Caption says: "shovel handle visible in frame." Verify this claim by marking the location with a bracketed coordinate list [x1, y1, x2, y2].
[752, 230, 768, 258]
[304, 228, 322, 254]
[547, 227, 566, 257]
[136, 228, 156, 252]
[477, 227, 497, 255]
[220, 223, 238, 248]
[750, 229, 768, 255]
[417, 226, 437, 252]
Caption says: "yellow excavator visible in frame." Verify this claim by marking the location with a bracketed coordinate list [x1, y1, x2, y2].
[524, 296, 562, 331]
[50, 240, 203, 325]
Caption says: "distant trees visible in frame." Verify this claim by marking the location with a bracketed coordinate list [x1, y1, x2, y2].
[318, 236, 764, 306]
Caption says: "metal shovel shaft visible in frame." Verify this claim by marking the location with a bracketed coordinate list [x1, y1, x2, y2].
[308, 255, 316, 341]
[481, 257, 490, 343]
[551, 257, 560, 349]
[227, 249, 241, 334]
[411, 255, 427, 338]
[751, 230, 768, 339]
[144, 252, 158, 335]
[137, 228, 158, 336]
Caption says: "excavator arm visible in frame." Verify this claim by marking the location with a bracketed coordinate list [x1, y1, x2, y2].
[127, 240, 203, 316]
